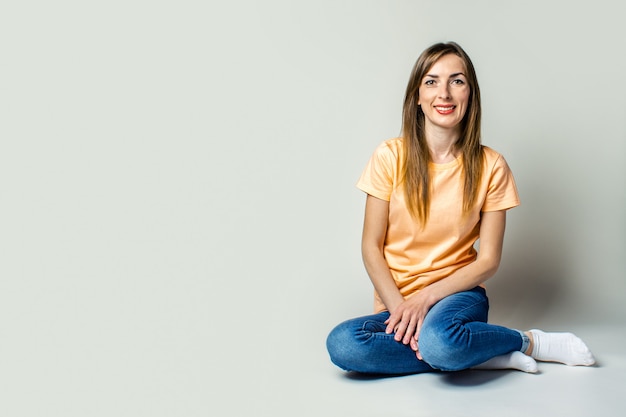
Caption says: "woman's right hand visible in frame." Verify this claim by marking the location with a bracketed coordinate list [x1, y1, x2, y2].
[384, 288, 436, 359]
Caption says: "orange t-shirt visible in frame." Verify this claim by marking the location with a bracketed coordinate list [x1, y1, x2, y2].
[356, 138, 520, 313]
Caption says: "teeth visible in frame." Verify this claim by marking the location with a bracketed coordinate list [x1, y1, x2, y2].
[436, 106, 454, 110]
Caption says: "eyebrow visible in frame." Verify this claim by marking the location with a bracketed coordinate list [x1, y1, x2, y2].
[424, 72, 466, 78]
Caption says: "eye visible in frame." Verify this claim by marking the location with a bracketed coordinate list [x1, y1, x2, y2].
[451, 78, 466, 85]
[424, 79, 436, 86]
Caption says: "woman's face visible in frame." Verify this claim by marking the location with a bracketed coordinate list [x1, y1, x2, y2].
[418, 54, 470, 133]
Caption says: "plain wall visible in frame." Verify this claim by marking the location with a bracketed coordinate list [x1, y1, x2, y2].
[1, 1, 624, 416]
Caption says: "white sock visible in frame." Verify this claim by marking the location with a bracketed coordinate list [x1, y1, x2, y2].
[528, 329, 596, 366]
[472, 351, 538, 373]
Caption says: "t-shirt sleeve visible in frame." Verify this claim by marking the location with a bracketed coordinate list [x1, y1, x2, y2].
[481, 154, 521, 212]
[356, 141, 397, 201]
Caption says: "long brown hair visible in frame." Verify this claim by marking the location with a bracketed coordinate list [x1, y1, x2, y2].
[401, 42, 484, 224]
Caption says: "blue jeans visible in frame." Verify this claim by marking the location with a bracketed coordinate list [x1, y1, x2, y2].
[326, 287, 529, 374]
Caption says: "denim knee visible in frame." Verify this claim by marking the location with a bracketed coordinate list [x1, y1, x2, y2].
[418, 324, 471, 371]
[326, 322, 356, 371]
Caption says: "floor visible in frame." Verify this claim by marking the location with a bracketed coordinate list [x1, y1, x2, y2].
[290, 324, 626, 417]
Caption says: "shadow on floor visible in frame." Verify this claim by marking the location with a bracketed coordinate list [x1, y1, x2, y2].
[343, 368, 519, 386]
[439, 369, 519, 386]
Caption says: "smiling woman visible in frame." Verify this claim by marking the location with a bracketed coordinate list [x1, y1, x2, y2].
[325, 41, 596, 376]
[418, 54, 470, 136]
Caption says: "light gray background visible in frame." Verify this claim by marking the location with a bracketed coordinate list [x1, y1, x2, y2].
[1, 1, 624, 416]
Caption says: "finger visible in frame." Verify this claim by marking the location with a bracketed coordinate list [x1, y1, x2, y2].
[402, 316, 416, 345]
[414, 318, 424, 360]
[409, 337, 418, 351]
[385, 313, 400, 334]
[393, 313, 410, 342]
[414, 318, 423, 342]
[384, 319, 393, 334]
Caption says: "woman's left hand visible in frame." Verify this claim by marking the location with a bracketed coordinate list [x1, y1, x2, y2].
[384, 289, 437, 360]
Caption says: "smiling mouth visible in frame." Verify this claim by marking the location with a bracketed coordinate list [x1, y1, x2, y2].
[435, 106, 455, 114]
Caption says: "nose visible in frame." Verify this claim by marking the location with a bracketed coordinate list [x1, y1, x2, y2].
[438, 83, 451, 99]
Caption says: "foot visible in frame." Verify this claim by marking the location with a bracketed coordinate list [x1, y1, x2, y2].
[472, 351, 538, 373]
[527, 329, 596, 366]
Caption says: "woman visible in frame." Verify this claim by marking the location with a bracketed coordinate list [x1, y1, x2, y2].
[326, 42, 595, 375]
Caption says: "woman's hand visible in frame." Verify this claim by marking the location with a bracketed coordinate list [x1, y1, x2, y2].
[384, 289, 437, 360]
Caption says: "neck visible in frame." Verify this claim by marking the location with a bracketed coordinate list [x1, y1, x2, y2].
[425, 125, 460, 163]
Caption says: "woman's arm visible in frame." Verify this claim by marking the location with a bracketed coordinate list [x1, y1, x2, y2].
[420, 209, 506, 303]
[385, 209, 508, 357]
[361, 194, 405, 313]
